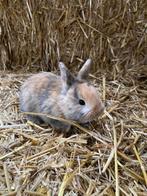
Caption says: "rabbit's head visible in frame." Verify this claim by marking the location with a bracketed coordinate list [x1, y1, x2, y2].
[59, 59, 104, 123]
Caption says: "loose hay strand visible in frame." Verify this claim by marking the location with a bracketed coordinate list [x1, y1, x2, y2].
[0, 142, 31, 160]
[58, 156, 88, 196]
[3, 162, 11, 193]
[24, 190, 46, 196]
[24, 111, 107, 144]
[133, 145, 147, 186]
[118, 161, 145, 182]
[58, 160, 76, 196]
[27, 135, 76, 162]
[2, 191, 17, 196]
[113, 123, 119, 196]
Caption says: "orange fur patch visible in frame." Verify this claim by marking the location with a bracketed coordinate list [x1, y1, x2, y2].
[78, 83, 101, 107]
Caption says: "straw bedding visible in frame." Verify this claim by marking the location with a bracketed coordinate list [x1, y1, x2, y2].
[0, 0, 147, 195]
[0, 68, 147, 195]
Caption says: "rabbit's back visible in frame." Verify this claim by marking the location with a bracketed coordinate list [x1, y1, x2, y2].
[20, 72, 61, 114]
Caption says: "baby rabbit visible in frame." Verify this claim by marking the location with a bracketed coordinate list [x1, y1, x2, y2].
[19, 59, 104, 131]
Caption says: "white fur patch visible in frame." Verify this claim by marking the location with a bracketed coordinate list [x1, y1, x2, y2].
[81, 105, 90, 115]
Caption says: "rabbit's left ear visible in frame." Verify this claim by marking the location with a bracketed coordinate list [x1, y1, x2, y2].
[77, 59, 92, 80]
[59, 62, 75, 90]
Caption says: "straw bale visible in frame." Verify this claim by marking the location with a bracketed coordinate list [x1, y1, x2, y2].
[0, 0, 146, 71]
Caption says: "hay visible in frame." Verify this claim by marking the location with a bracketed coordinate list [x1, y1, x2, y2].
[0, 0, 147, 195]
[0, 0, 146, 71]
[0, 69, 147, 195]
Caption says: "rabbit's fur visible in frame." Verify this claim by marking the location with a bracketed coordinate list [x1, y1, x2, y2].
[20, 59, 104, 131]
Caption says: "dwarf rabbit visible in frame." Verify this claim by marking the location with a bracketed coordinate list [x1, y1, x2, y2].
[19, 59, 104, 131]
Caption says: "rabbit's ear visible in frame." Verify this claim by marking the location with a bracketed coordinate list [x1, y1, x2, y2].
[59, 62, 75, 89]
[77, 59, 92, 80]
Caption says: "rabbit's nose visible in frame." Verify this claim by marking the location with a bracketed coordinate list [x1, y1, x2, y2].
[94, 102, 104, 116]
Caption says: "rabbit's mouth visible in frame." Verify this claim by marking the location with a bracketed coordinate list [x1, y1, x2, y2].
[79, 106, 104, 123]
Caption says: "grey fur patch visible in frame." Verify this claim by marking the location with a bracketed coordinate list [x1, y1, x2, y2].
[27, 115, 44, 124]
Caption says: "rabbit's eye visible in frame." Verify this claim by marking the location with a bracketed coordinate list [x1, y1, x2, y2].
[79, 99, 85, 105]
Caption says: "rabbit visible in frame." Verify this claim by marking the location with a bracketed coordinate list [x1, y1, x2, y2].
[19, 59, 104, 131]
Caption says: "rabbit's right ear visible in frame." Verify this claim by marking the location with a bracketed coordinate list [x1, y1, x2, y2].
[59, 62, 75, 90]
[77, 59, 92, 80]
